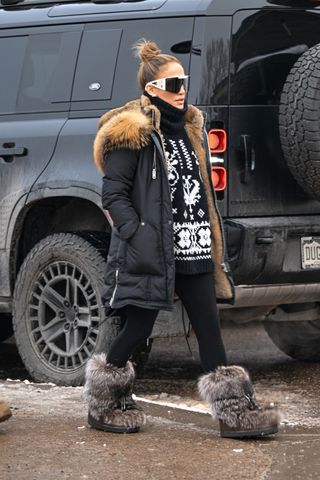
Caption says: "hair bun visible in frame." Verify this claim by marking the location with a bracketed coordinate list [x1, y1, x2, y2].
[133, 39, 162, 63]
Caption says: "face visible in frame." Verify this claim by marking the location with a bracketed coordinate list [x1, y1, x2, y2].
[145, 61, 187, 109]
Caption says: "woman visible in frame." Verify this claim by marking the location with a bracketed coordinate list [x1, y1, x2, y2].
[84, 40, 280, 438]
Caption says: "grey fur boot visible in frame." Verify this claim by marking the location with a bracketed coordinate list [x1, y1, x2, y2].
[83, 353, 146, 433]
[198, 365, 280, 438]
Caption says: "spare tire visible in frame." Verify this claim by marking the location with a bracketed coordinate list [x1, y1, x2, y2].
[279, 43, 320, 200]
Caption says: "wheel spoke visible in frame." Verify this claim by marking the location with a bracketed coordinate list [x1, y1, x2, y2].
[73, 284, 79, 306]
[78, 306, 90, 315]
[84, 345, 91, 357]
[77, 318, 91, 328]
[65, 330, 71, 354]
[65, 277, 70, 301]
[30, 326, 41, 335]
[48, 351, 54, 363]
[46, 327, 64, 344]
[73, 328, 80, 349]
[42, 286, 66, 312]
[65, 276, 75, 304]
[78, 350, 84, 363]
[41, 316, 64, 332]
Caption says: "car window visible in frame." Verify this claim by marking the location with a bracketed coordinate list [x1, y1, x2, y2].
[72, 28, 122, 102]
[70, 18, 193, 111]
[0, 36, 28, 114]
[231, 9, 320, 106]
[17, 30, 81, 112]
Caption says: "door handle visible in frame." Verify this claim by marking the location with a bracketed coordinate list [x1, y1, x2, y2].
[239, 134, 255, 184]
[0, 144, 28, 163]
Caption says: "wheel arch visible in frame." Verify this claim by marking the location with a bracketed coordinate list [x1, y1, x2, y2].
[9, 193, 111, 290]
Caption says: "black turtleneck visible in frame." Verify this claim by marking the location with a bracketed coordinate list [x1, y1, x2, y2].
[144, 92, 213, 275]
[143, 90, 187, 135]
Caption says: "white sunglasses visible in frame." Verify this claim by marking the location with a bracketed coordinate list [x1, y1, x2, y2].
[146, 75, 189, 94]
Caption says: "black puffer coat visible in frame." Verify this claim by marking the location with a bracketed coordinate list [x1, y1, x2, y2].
[93, 94, 234, 312]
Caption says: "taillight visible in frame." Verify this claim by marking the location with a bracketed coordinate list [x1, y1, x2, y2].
[211, 166, 227, 191]
[208, 129, 227, 153]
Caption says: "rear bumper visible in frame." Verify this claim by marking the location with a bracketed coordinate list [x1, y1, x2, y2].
[220, 282, 320, 309]
[225, 215, 320, 285]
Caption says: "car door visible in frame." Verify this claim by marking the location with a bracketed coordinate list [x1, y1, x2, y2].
[228, 8, 320, 217]
[0, 25, 82, 296]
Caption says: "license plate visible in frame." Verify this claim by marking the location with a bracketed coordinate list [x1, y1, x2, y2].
[301, 237, 320, 269]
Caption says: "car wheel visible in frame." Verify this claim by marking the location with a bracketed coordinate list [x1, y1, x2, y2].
[263, 304, 320, 362]
[279, 43, 320, 200]
[12, 232, 119, 386]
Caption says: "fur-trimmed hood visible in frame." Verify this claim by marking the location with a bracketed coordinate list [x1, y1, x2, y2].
[93, 94, 205, 175]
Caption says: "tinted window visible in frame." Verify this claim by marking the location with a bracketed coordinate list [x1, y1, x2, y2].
[190, 17, 231, 106]
[111, 18, 193, 106]
[71, 17, 193, 111]
[0, 36, 28, 114]
[72, 28, 122, 102]
[17, 30, 81, 112]
[231, 10, 320, 105]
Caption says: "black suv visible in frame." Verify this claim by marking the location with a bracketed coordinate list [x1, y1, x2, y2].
[1, 0, 320, 385]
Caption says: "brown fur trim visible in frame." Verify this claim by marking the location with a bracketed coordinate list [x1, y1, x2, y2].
[93, 105, 153, 175]
[184, 116, 233, 301]
[140, 94, 161, 131]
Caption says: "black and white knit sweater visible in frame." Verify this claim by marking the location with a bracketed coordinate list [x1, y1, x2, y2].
[146, 94, 213, 275]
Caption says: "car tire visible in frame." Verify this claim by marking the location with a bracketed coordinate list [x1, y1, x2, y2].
[279, 43, 320, 200]
[263, 312, 320, 362]
[12, 232, 120, 386]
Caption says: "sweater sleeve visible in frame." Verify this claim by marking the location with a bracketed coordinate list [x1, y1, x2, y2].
[101, 148, 140, 241]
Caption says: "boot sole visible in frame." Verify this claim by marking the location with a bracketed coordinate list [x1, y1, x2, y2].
[220, 425, 278, 439]
[88, 416, 140, 434]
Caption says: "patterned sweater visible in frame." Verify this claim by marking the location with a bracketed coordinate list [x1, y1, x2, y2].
[147, 93, 213, 275]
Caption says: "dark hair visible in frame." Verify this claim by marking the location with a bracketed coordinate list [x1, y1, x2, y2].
[133, 38, 182, 90]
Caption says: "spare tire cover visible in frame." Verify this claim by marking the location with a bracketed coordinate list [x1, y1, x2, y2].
[279, 43, 320, 201]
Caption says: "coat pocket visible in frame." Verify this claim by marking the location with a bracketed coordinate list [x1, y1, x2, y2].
[126, 220, 163, 275]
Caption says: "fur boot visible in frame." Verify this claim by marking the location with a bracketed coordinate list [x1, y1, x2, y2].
[0, 400, 12, 423]
[198, 365, 280, 438]
[83, 353, 146, 433]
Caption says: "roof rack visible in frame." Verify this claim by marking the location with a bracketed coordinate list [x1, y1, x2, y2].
[0, 0, 144, 6]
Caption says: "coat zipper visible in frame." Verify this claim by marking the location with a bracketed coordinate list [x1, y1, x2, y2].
[152, 145, 157, 179]
[151, 129, 174, 305]
[109, 268, 119, 307]
[109, 237, 123, 307]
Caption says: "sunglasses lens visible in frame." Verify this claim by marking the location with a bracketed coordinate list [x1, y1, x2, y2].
[165, 77, 189, 93]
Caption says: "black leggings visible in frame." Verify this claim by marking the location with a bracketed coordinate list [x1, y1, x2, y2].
[106, 273, 227, 373]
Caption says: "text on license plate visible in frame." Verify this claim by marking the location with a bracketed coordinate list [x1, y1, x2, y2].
[301, 237, 320, 269]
